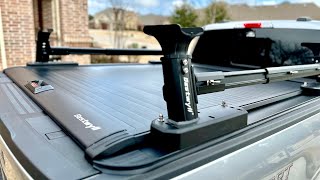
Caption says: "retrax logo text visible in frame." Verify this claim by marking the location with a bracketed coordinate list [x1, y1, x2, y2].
[183, 77, 194, 115]
[73, 114, 101, 131]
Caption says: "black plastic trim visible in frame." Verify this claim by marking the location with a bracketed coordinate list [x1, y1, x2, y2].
[130, 96, 320, 179]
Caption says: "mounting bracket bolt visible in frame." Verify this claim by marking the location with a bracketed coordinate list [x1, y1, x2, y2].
[183, 68, 189, 74]
[158, 113, 164, 122]
[182, 59, 188, 66]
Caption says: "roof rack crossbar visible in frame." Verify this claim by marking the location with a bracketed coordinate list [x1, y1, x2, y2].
[35, 30, 163, 63]
[196, 64, 320, 94]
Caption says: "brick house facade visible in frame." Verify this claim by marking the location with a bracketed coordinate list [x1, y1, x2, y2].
[0, 0, 92, 70]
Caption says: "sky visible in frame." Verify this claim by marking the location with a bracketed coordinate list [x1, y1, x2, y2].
[88, 0, 320, 16]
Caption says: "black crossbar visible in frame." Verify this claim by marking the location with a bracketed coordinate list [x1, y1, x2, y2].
[51, 47, 162, 56]
[36, 30, 162, 62]
[196, 64, 320, 94]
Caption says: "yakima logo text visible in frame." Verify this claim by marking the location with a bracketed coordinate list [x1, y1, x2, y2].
[183, 77, 194, 115]
[73, 114, 101, 131]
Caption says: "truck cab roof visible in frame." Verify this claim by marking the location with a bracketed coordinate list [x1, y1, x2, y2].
[204, 19, 320, 30]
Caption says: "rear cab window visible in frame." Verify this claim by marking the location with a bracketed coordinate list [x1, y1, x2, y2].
[192, 27, 320, 68]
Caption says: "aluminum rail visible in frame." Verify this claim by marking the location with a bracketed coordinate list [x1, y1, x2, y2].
[196, 64, 320, 95]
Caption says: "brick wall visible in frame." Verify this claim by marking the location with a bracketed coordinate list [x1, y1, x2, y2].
[42, 0, 53, 29]
[59, 0, 92, 64]
[0, 0, 36, 67]
[33, 0, 39, 30]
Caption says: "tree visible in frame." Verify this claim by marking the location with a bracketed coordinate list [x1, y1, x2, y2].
[203, 1, 230, 24]
[104, 0, 132, 62]
[88, 14, 94, 21]
[170, 2, 198, 27]
[106, 0, 130, 49]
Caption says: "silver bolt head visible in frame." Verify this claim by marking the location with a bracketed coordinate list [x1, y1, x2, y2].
[158, 113, 164, 122]
[183, 68, 189, 74]
[182, 59, 188, 66]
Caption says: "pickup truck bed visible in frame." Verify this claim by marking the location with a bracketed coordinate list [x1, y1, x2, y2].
[0, 63, 317, 179]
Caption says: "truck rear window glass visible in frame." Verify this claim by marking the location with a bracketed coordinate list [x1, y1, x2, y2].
[192, 28, 320, 68]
